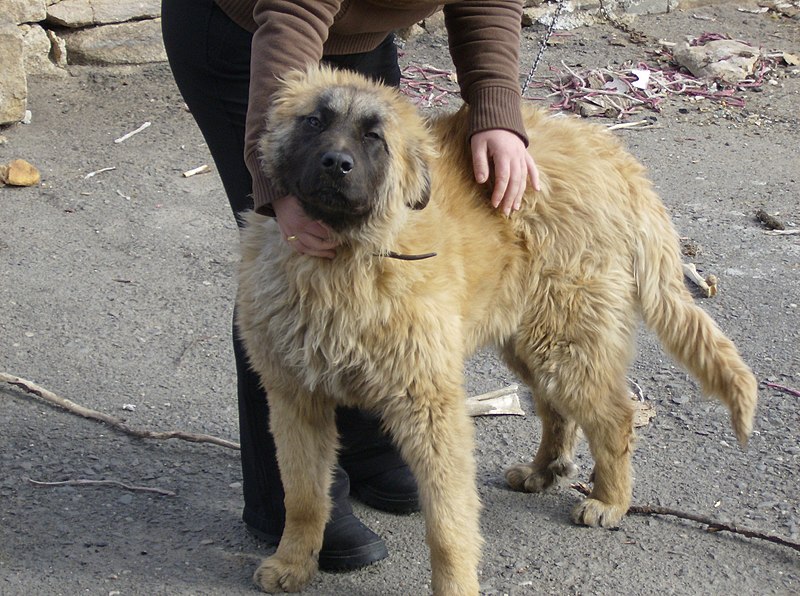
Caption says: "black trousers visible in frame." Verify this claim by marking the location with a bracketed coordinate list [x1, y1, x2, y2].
[162, 0, 402, 537]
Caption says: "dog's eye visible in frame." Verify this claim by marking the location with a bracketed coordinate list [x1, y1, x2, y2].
[305, 115, 322, 128]
[364, 130, 383, 141]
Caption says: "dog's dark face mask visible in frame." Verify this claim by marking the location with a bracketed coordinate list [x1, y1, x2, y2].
[272, 90, 393, 231]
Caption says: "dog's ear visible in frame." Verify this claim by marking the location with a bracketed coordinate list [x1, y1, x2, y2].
[408, 167, 431, 210]
[404, 141, 431, 210]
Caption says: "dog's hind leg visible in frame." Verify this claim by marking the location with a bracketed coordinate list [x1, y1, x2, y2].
[502, 343, 580, 492]
[380, 383, 482, 596]
[253, 388, 338, 593]
[544, 338, 636, 529]
[503, 299, 637, 528]
[505, 397, 580, 493]
[568, 376, 635, 528]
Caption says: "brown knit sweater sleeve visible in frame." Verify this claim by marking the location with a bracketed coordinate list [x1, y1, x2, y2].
[246, 0, 343, 215]
[234, 0, 528, 215]
[443, 0, 528, 146]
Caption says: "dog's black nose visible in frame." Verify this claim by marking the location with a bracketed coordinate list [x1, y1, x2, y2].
[320, 151, 354, 177]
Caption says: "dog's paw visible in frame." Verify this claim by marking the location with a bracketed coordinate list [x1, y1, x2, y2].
[548, 456, 579, 480]
[253, 554, 317, 593]
[505, 457, 578, 493]
[571, 498, 626, 529]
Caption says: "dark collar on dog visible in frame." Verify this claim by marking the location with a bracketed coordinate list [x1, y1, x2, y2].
[379, 251, 438, 261]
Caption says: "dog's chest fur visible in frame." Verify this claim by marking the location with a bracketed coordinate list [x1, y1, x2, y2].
[237, 217, 469, 404]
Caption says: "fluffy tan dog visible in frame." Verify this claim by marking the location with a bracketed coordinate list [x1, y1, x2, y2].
[236, 66, 758, 595]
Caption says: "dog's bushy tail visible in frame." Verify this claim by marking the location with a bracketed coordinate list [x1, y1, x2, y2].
[634, 204, 757, 446]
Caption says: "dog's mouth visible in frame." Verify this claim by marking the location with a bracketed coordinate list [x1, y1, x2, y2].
[295, 185, 372, 230]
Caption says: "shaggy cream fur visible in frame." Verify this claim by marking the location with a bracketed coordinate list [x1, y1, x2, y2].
[236, 67, 757, 595]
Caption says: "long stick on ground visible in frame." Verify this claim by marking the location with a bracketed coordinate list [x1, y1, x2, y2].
[27, 477, 176, 496]
[5, 372, 799, 552]
[571, 482, 800, 553]
[1, 373, 240, 450]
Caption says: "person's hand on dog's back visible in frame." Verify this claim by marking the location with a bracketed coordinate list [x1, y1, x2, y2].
[471, 129, 540, 217]
[273, 194, 338, 259]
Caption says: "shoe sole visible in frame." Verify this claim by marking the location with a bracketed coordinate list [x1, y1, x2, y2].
[247, 523, 388, 572]
[350, 485, 421, 515]
[319, 540, 389, 572]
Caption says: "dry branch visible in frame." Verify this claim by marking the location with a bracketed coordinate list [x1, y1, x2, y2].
[763, 381, 800, 398]
[763, 229, 800, 236]
[182, 164, 210, 177]
[6, 373, 798, 552]
[1, 373, 240, 450]
[27, 477, 176, 496]
[83, 166, 116, 179]
[571, 482, 800, 552]
[682, 263, 718, 297]
[114, 121, 151, 143]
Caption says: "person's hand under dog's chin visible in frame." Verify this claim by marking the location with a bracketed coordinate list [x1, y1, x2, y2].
[273, 194, 338, 259]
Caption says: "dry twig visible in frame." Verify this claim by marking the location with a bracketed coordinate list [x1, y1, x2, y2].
[114, 122, 151, 144]
[763, 229, 800, 236]
[682, 263, 718, 297]
[571, 482, 800, 552]
[182, 164, 210, 178]
[1, 373, 240, 450]
[763, 381, 800, 398]
[83, 166, 116, 179]
[27, 477, 176, 496]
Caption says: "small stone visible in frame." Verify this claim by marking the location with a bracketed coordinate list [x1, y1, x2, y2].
[1, 159, 41, 186]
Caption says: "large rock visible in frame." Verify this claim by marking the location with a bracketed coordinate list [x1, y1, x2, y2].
[20, 23, 67, 75]
[620, 0, 679, 14]
[674, 38, 761, 85]
[0, 21, 27, 125]
[0, 0, 47, 25]
[46, 0, 161, 28]
[60, 18, 166, 64]
[522, 0, 603, 30]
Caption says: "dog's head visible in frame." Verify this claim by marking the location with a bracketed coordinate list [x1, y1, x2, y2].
[259, 66, 435, 233]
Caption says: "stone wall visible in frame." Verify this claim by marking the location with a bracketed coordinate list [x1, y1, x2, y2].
[1, 0, 163, 124]
[0, 0, 696, 126]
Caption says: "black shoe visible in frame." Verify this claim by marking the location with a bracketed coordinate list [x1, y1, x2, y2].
[317, 512, 388, 571]
[246, 513, 388, 572]
[350, 466, 421, 514]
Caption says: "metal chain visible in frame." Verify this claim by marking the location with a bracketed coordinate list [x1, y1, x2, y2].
[521, 0, 568, 97]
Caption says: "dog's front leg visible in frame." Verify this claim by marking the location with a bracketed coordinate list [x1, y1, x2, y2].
[382, 386, 482, 596]
[253, 388, 338, 593]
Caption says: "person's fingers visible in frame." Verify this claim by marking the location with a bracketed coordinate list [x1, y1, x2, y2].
[498, 155, 531, 216]
[490, 158, 511, 211]
[301, 219, 333, 242]
[285, 230, 337, 257]
[511, 158, 527, 213]
[471, 137, 490, 185]
[274, 194, 339, 257]
[287, 234, 336, 258]
[526, 153, 541, 192]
